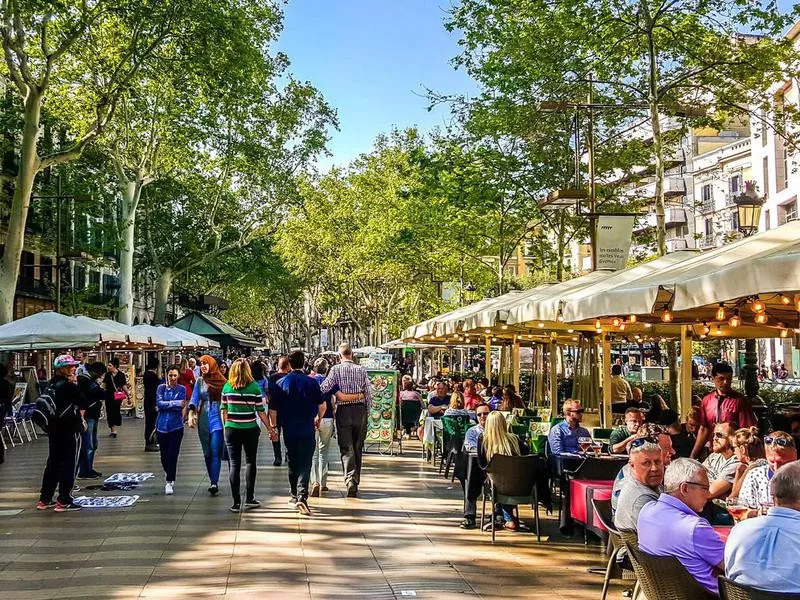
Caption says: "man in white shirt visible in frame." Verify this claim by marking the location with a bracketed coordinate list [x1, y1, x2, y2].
[726, 461, 800, 593]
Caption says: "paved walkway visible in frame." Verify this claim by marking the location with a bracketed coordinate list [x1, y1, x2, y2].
[0, 417, 624, 599]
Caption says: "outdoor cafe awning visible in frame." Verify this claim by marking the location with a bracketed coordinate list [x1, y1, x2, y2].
[0, 311, 129, 350]
[562, 220, 800, 329]
[131, 324, 221, 350]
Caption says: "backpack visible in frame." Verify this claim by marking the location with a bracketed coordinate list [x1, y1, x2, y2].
[32, 381, 74, 434]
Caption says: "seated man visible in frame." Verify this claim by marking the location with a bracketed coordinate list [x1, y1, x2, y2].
[464, 403, 489, 452]
[609, 407, 644, 454]
[427, 381, 451, 419]
[458, 404, 491, 529]
[547, 399, 591, 455]
[637, 458, 724, 596]
[614, 437, 665, 530]
[725, 462, 800, 594]
[612, 424, 674, 513]
[739, 430, 797, 508]
[702, 422, 740, 501]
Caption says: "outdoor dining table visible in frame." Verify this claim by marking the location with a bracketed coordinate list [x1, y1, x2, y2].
[552, 453, 628, 534]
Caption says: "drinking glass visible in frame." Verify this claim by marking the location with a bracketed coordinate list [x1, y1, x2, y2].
[578, 436, 592, 455]
[590, 440, 603, 457]
[726, 497, 749, 523]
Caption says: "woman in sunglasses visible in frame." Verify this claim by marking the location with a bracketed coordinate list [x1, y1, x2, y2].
[737, 431, 796, 510]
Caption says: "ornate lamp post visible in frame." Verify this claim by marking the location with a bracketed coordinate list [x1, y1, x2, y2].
[733, 181, 765, 400]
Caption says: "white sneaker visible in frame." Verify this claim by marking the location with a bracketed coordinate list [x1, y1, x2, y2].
[165, 482, 174, 495]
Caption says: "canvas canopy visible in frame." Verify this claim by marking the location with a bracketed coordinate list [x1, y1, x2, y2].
[563, 221, 800, 325]
[403, 296, 499, 339]
[132, 324, 220, 349]
[351, 346, 385, 355]
[72, 316, 164, 348]
[0, 311, 128, 350]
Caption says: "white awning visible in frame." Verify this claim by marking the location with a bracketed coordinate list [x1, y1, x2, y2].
[0, 311, 128, 350]
[564, 221, 800, 322]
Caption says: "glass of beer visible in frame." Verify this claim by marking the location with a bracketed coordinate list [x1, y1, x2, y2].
[578, 436, 592, 455]
[726, 497, 749, 523]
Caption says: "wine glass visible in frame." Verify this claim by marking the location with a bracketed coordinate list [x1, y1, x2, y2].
[578, 436, 592, 455]
[726, 497, 749, 523]
[590, 440, 603, 457]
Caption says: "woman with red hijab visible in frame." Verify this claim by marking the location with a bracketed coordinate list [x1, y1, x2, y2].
[187, 355, 227, 495]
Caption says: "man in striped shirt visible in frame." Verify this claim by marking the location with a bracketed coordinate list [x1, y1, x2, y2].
[320, 343, 373, 498]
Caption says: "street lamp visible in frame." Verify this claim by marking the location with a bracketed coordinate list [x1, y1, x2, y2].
[733, 180, 765, 401]
[733, 181, 765, 237]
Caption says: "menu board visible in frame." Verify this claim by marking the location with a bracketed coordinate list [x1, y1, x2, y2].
[365, 369, 398, 452]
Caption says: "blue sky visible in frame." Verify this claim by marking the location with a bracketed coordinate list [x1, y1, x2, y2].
[277, 0, 478, 170]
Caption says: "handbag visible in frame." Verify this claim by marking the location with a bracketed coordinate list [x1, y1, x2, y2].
[111, 375, 127, 402]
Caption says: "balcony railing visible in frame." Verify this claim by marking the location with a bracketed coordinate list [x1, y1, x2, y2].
[699, 234, 716, 249]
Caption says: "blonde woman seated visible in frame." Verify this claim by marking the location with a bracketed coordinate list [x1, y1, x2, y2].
[444, 392, 471, 418]
[477, 411, 529, 531]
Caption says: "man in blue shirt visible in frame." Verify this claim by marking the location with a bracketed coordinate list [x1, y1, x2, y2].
[463, 403, 490, 451]
[548, 399, 591, 455]
[269, 350, 325, 516]
[725, 461, 800, 594]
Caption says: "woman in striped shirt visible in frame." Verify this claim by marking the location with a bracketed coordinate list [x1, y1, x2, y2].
[221, 359, 270, 512]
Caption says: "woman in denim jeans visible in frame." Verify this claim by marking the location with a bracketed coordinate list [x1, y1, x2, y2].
[187, 355, 226, 496]
[156, 366, 187, 495]
[76, 362, 106, 478]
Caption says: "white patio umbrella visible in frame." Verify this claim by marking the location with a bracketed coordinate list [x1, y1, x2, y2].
[0, 311, 128, 350]
[351, 345, 385, 355]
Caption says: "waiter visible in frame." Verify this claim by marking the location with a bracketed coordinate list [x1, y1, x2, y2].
[320, 343, 372, 498]
[691, 362, 756, 459]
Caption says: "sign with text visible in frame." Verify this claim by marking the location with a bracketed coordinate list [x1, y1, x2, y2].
[596, 215, 635, 271]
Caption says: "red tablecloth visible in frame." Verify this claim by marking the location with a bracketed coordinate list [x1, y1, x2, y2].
[570, 479, 613, 527]
[714, 526, 732, 543]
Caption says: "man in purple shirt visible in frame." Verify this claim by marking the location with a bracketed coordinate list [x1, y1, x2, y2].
[637, 458, 724, 595]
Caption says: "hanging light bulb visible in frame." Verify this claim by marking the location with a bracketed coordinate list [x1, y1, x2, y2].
[780, 328, 789, 338]
[716, 304, 726, 321]
[557, 310, 564, 322]
[714, 325, 723, 336]
[595, 319, 602, 329]
[751, 298, 766, 313]
[619, 322, 626, 331]
[755, 312, 768, 325]
[644, 323, 652, 328]
[501, 324, 508, 330]
[537, 322, 545, 328]
[612, 317, 621, 328]
[662, 310, 673, 323]
[728, 310, 741, 328]
[629, 315, 637, 323]
[567, 329, 574, 333]
[702, 322, 711, 335]
[781, 295, 791, 305]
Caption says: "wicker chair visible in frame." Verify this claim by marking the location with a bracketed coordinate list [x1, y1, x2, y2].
[591, 499, 636, 600]
[622, 532, 717, 600]
[719, 577, 800, 600]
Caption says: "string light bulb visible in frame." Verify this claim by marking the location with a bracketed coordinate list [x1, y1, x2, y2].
[537, 322, 545, 328]
[716, 304, 726, 321]
[781, 295, 791, 305]
[714, 325, 723, 336]
[619, 322, 626, 331]
[755, 312, 768, 325]
[612, 317, 621, 328]
[702, 322, 711, 335]
[751, 298, 766, 313]
[728, 310, 741, 328]
[780, 327, 790, 338]
[629, 315, 637, 323]
[661, 311, 673, 323]
[595, 319, 602, 329]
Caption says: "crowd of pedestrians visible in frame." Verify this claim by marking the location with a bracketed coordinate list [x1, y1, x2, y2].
[32, 344, 373, 515]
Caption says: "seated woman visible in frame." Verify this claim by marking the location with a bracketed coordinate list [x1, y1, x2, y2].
[730, 426, 766, 499]
[477, 411, 528, 531]
[399, 377, 423, 438]
[444, 392, 471, 418]
[488, 386, 503, 410]
[500, 384, 525, 412]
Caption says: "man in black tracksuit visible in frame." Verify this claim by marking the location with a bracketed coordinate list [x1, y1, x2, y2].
[37, 355, 86, 512]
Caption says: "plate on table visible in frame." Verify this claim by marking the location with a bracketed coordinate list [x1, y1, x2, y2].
[371, 376, 388, 392]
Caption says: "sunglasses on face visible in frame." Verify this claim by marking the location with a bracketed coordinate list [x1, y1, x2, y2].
[765, 436, 795, 448]
[630, 436, 659, 449]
